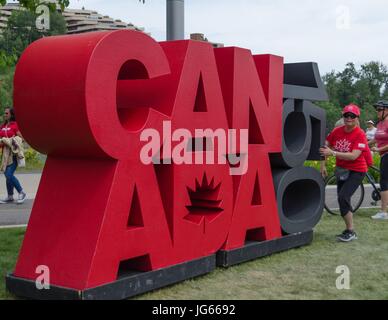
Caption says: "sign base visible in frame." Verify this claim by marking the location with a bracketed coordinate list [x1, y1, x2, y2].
[217, 230, 313, 267]
[6, 255, 216, 300]
[6, 231, 313, 300]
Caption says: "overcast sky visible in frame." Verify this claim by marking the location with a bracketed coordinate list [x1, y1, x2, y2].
[68, 0, 388, 75]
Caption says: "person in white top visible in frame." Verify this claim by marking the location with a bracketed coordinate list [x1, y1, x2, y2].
[365, 120, 377, 145]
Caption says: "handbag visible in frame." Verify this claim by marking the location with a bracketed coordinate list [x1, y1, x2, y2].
[335, 167, 350, 181]
[17, 157, 26, 168]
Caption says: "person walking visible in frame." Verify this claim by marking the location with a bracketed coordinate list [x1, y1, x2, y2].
[370, 101, 388, 220]
[365, 120, 377, 146]
[320, 104, 369, 242]
[0, 107, 26, 204]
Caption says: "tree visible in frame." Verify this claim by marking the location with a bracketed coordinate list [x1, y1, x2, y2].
[336, 62, 358, 106]
[0, 8, 67, 115]
[0, 50, 17, 68]
[0, 65, 15, 112]
[321, 61, 388, 132]
[324, 62, 388, 108]
[0, 0, 70, 11]
[316, 101, 341, 134]
[357, 62, 388, 104]
[0, 9, 67, 58]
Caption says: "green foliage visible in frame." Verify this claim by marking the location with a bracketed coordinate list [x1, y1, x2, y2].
[0, 227, 26, 300]
[320, 62, 388, 133]
[0, 66, 14, 111]
[305, 153, 381, 184]
[0, 51, 17, 69]
[24, 147, 44, 169]
[0, 9, 67, 59]
[0, 1, 70, 11]
[316, 101, 342, 134]
[48, 9, 67, 35]
[368, 154, 381, 183]
[305, 157, 336, 179]
[0, 7, 66, 116]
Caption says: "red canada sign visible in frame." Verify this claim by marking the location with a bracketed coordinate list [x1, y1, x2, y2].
[6, 30, 327, 300]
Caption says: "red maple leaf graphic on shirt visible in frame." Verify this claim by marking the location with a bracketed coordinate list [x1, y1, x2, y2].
[335, 139, 352, 152]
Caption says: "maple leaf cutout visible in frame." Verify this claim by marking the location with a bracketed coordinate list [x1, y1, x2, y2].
[335, 139, 352, 152]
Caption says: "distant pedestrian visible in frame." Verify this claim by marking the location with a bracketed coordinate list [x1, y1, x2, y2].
[0, 107, 26, 204]
[334, 117, 344, 128]
[365, 120, 377, 145]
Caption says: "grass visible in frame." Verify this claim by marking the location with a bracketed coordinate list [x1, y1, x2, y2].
[0, 227, 25, 300]
[1, 209, 388, 300]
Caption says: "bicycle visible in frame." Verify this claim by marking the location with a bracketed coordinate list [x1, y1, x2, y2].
[324, 165, 381, 215]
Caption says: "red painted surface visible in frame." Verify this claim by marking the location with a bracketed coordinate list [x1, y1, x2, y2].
[13, 30, 284, 290]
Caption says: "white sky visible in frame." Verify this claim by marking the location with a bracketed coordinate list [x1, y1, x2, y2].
[66, 0, 388, 75]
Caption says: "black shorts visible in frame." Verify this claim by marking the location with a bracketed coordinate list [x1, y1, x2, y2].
[380, 154, 388, 192]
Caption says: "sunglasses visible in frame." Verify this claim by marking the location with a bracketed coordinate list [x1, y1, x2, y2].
[343, 113, 358, 119]
[376, 108, 385, 112]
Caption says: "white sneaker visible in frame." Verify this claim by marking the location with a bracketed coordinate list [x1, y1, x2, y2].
[371, 212, 388, 220]
[17, 192, 26, 205]
[0, 196, 14, 204]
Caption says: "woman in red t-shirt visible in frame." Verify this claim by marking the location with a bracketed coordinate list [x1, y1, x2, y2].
[0, 108, 26, 204]
[320, 104, 368, 242]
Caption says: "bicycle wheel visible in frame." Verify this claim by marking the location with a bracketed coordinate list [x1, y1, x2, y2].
[324, 174, 365, 215]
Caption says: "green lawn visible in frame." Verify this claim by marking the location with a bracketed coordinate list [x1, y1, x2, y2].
[0, 227, 25, 300]
[1, 209, 388, 300]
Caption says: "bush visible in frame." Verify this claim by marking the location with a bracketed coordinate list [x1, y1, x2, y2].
[0, 66, 15, 111]
[368, 153, 381, 182]
[305, 153, 381, 183]
[305, 157, 336, 177]
[23, 147, 45, 170]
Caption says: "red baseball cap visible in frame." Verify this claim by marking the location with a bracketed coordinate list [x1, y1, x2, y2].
[342, 104, 360, 117]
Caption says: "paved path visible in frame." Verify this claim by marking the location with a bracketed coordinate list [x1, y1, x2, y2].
[0, 173, 380, 227]
[0, 173, 41, 227]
